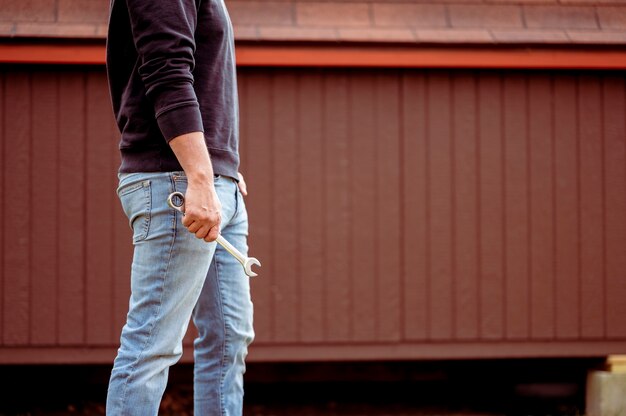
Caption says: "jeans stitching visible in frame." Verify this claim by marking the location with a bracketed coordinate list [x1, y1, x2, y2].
[234, 183, 239, 216]
[119, 180, 152, 244]
[214, 251, 229, 416]
[140, 182, 152, 242]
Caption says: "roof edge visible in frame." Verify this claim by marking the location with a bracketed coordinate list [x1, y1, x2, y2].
[2, 41, 626, 70]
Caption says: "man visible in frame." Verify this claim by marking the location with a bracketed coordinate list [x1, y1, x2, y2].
[105, 0, 254, 414]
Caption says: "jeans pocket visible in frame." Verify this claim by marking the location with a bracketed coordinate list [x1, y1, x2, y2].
[118, 180, 152, 244]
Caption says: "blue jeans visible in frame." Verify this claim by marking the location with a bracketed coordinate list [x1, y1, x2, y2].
[107, 172, 254, 416]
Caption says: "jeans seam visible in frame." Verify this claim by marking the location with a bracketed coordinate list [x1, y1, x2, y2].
[142, 182, 152, 241]
[214, 253, 229, 416]
[234, 183, 239, 216]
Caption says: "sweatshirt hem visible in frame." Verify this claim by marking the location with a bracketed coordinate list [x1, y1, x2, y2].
[119, 146, 240, 180]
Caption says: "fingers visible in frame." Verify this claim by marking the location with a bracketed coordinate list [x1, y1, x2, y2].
[194, 224, 211, 239]
[204, 226, 220, 242]
[177, 182, 222, 241]
[180, 209, 221, 240]
[237, 172, 248, 196]
[237, 182, 247, 196]
[184, 220, 220, 241]
[182, 215, 197, 230]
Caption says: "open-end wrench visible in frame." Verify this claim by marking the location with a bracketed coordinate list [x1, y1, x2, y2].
[167, 192, 261, 277]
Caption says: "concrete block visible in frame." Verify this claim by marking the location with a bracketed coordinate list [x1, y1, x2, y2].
[586, 370, 626, 416]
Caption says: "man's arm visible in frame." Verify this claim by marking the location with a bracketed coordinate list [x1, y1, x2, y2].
[125, 0, 221, 240]
[170, 132, 221, 242]
[126, 0, 203, 142]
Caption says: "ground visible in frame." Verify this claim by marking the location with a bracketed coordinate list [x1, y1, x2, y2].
[0, 359, 595, 415]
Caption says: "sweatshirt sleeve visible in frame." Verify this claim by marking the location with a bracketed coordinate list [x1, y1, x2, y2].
[125, 0, 203, 142]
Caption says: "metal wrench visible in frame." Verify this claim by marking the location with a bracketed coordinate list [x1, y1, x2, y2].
[167, 192, 261, 277]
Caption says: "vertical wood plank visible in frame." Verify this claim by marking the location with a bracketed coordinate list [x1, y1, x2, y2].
[113, 221, 133, 344]
[478, 73, 504, 340]
[85, 72, 114, 344]
[237, 73, 247, 174]
[107, 79, 122, 344]
[182, 323, 196, 347]
[452, 73, 479, 340]
[603, 76, 626, 338]
[233, 73, 252, 347]
[271, 72, 299, 342]
[231, 71, 250, 345]
[57, 71, 86, 345]
[298, 71, 325, 342]
[350, 72, 377, 342]
[528, 75, 555, 340]
[503, 74, 530, 340]
[245, 71, 273, 343]
[402, 72, 428, 341]
[553, 76, 580, 339]
[324, 72, 352, 342]
[111, 97, 132, 344]
[30, 71, 59, 345]
[375, 72, 401, 341]
[427, 72, 453, 340]
[0, 72, 4, 345]
[113, 214, 132, 340]
[3, 72, 31, 345]
[579, 75, 605, 339]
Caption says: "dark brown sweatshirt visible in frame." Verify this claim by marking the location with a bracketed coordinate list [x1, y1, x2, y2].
[106, 0, 239, 178]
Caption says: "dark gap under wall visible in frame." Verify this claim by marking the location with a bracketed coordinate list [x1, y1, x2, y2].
[0, 358, 602, 415]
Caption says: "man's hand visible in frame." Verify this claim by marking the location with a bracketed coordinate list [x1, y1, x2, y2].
[182, 180, 222, 242]
[169, 131, 222, 242]
[237, 172, 248, 196]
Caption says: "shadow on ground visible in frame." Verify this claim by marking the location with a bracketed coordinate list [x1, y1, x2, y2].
[0, 359, 599, 415]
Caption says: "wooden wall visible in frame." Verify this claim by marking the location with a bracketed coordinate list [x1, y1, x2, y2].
[1, 66, 625, 363]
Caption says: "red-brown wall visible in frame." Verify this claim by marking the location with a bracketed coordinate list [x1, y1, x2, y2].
[1, 66, 625, 363]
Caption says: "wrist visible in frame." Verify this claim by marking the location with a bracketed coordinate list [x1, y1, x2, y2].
[169, 132, 215, 186]
[186, 171, 214, 186]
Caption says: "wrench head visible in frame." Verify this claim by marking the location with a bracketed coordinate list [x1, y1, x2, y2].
[243, 257, 261, 277]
